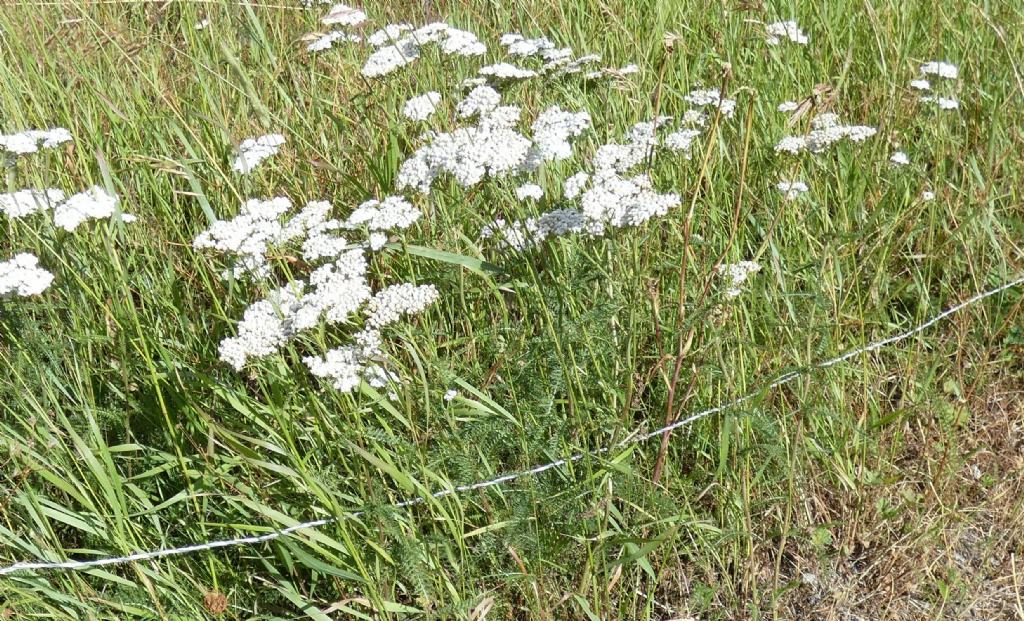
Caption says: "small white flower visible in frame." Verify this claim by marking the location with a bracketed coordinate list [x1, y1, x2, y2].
[765, 20, 808, 46]
[232, 134, 285, 173]
[321, 3, 366, 26]
[456, 85, 501, 118]
[777, 100, 799, 113]
[563, 172, 591, 200]
[775, 112, 876, 154]
[367, 24, 413, 46]
[444, 389, 458, 401]
[920, 61, 958, 80]
[921, 190, 935, 201]
[53, 186, 130, 231]
[890, 151, 909, 166]
[919, 95, 959, 110]
[365, 282, 439, 328]
[684, 89, 736, 118]
[307, 30, 361, 52]
[195, 18, 210, 30]
[909, 79, 931, 91]
[479, 63, 538, 80]
[0, 253, 54, 298]
[776, 180, 808, 200]
[344, 196, 420, 232]
[501, 33, 554, 57]
[717, 261, 761, 298]
[0, 128, 72, 155]
[0, 189, 66, 218]
[663, 129, 701, 158]
[403, 92, 441, 122]
[515, 183, 543, 201]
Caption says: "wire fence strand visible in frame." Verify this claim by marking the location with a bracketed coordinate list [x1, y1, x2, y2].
[1, 273, 1022, 576]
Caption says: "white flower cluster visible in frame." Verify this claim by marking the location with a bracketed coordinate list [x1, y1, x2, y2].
[365, 283, 439, 328]
[684, 88, 736, 119]
[0, 128, 72, 156]
[481, 209, 587, 251]
[321, 3, 366, 26]
[232, 134, 286, 173]
[403, 92, 441, 121]
[456, 85, 502, 118]
[217, 249, 375, 373]
[1, 186, 132, 231]
[361, 22, 485, 78]
[663, 129, 701, 158]
[515, 183, 543, 201]
[774, 112, 877, 154]
[920, 61, 958, 80]
[397, 93, 593, 194]
[777, 100, 799, 113]
[765, 21, 808, 46]
[218, 282, 306, 370]
[301, 283, 438, 392]
[343, 195, 420, 249]
[53, 186, 134, 232]
[307, 30, 361, 53]
[482, 116, 704, 249]
[498, 33, 607, 78]
[776, 180, 808, 200]
[717, 261, 761, 298]
[367, 23, 412, 46]
[0, 253, 54, 298]
[920, 95, 959, 110]
[0, 189, 66, 218]
[478, 62, 538, 81]
[397, 103, 531, 192]
[194, 197, 296, 279]
[913, 61, 959, 111]
[890, 151, 909, 166]
[524, 105, 592, 168]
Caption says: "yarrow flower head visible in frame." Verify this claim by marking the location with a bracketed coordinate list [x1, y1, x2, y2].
[403, 92, 441, 121]
[53, 186, 132, 232]
[777, 100, 799, 113]
[343, 196, 420, 233]
[307, 30, 361, 52]
[717, 261, 761, 298]
[920, 61, 958, 80]
[890, 151, 909, 166]
[478, 62, 538, 81]
[361, 22, 485, 78]
[515, 183, 543, 201]
[920, 95, 959, 110]
[456, 85, 501, 118]
[684, 88, 736, 118]
[321, 3, 366, 26]
[0, 189, 66, 218]
[232, 134, 285, 173]
[765, 20, 808, 46]
[0, 128, 72, 156]
[775, 112, 877, 154]
[194, 197, 294, 279]
[0, 253, 54, 298]
[776, 180, 808, 200]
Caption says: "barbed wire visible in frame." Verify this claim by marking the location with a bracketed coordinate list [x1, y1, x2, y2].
[1, 273, 1022, 576]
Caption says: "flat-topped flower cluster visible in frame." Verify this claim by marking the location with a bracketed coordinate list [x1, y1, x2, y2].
[1, 128, 133, 299]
